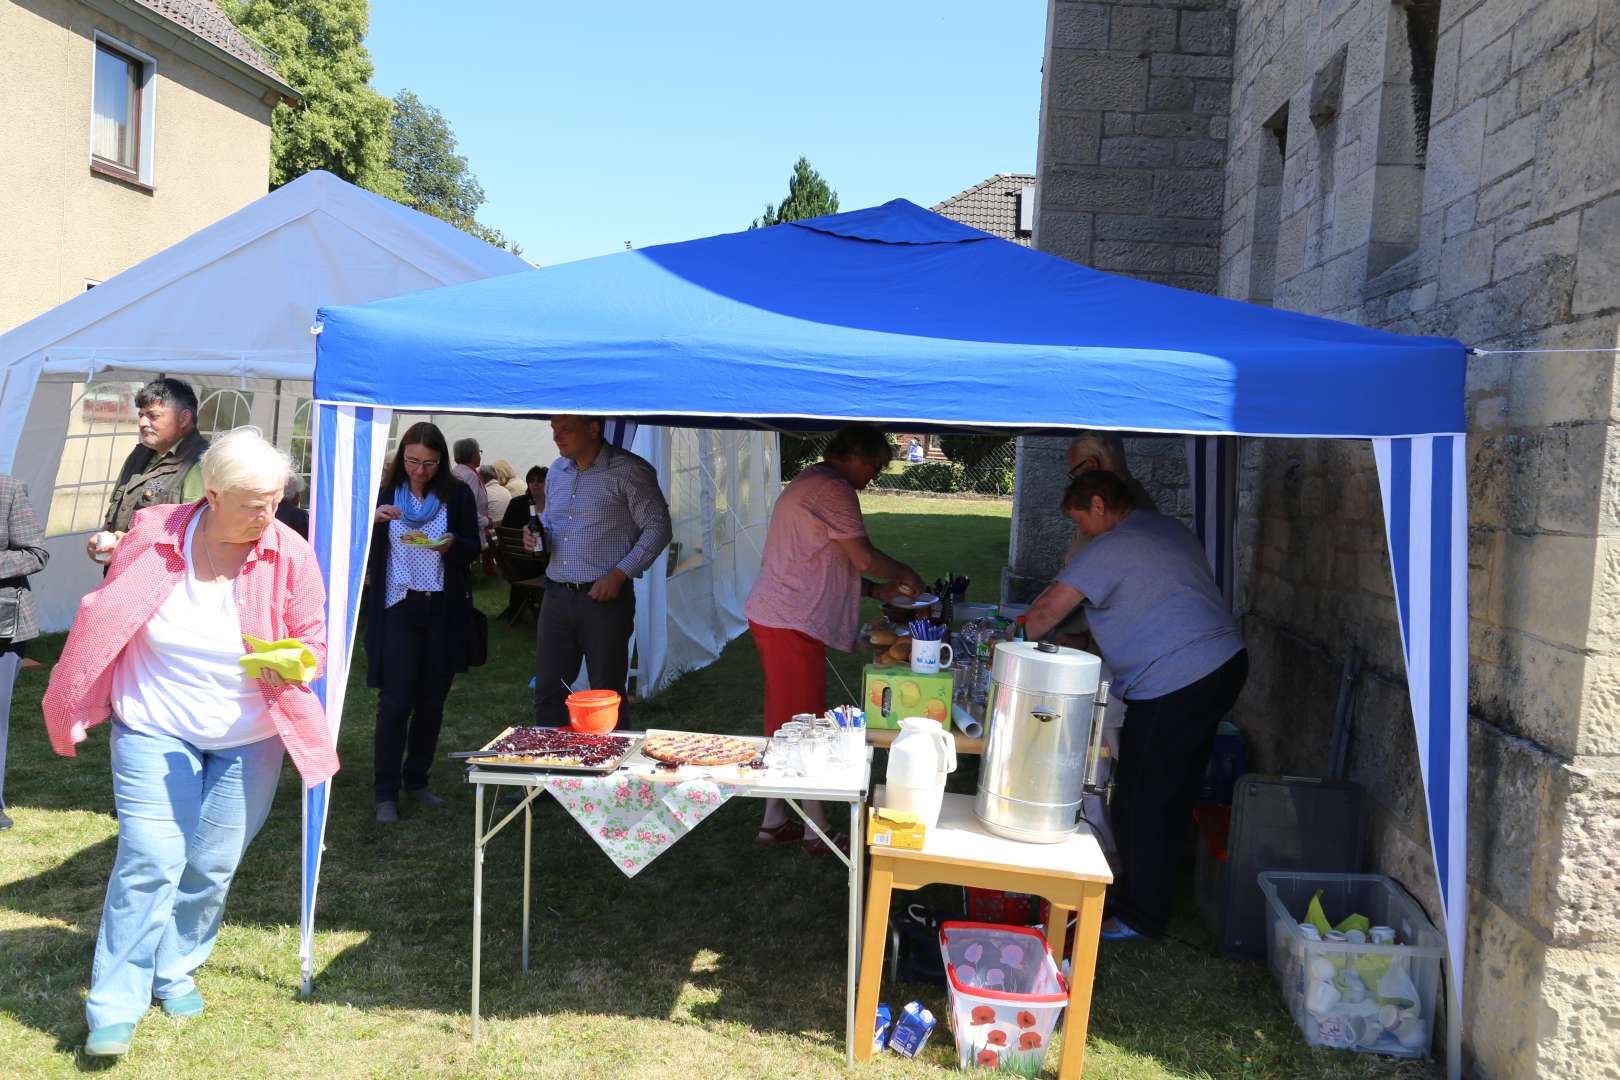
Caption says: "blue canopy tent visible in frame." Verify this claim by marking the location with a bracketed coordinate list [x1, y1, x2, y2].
[307, 200, 1468, 1071]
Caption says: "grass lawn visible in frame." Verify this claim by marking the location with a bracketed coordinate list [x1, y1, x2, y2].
[0, 494, 1437, 1078]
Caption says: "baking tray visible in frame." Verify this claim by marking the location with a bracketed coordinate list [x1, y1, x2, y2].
[457, 726, 646, 775]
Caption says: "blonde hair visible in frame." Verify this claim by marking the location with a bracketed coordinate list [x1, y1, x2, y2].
[1065, 431, 1129, 473]
[200, 427, 291, 495]
[490, 458, 516, 486]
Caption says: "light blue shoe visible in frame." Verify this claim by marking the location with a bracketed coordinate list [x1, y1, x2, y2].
[1099, 916, 1144, 942]
[160, 989, 205, 1017]
[84, 1022, 136, 1056]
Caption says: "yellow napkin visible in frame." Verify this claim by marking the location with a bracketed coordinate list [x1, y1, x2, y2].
[239, 635, 318, 683]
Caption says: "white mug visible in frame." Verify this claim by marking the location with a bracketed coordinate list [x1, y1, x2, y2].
[910, 639, 953, 674]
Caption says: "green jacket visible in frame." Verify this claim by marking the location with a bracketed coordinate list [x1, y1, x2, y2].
[102, 430, 209, 533]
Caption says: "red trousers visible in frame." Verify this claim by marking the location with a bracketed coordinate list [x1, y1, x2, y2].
[749, 620, 827, 736]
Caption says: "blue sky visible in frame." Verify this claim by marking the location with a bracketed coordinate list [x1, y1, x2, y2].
[367, 2, 1046, 266]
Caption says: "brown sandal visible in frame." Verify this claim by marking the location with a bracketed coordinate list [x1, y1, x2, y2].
[754, 820, 806, 844]
[804, 830, 850, 857]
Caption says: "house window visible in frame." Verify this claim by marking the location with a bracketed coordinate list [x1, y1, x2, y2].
[91, 38, 155, 186]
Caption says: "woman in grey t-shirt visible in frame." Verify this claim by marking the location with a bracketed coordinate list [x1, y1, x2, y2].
[1024, 471, 1248, 940]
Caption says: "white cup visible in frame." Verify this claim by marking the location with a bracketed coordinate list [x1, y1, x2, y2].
[90, 530, 116, 563]
[910, 639, 953, 674]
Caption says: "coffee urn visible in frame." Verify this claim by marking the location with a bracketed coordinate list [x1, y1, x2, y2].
[974, 640, 1109, 844]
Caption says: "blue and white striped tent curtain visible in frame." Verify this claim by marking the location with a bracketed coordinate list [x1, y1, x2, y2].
[1374, 435, 1467, 1073]
[301, 402, 393, 993]
[1186, 435, 1238, 603]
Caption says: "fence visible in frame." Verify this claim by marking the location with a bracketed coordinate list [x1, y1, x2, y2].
[781, 433, 1016, 497]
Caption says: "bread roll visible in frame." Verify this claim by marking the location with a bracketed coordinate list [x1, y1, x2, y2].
[869, 627, 898, 647]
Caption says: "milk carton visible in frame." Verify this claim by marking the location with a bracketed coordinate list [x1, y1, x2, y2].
[888, 1001, 937, 1057]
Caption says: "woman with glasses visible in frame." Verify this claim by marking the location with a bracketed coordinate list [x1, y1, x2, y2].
[365, 422, 480, 824]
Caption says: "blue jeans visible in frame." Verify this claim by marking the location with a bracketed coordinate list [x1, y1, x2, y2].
[87, 722, 284, 1028]
[0, 649, 19, 808]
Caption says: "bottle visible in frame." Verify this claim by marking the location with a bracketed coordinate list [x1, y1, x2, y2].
[1013, 615, 1027, 642]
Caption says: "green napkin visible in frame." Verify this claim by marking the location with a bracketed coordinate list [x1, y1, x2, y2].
[240, 635, 318, 683]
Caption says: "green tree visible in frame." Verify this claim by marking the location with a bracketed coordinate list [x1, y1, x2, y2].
[388, 90, 518, 252]
[750, 156, 839, 228]
[222, 0, 403, 199]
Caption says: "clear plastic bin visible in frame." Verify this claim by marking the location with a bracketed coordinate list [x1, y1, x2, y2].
[938, 922, 1067, 1074]
[1257, 872, 1445, 1058]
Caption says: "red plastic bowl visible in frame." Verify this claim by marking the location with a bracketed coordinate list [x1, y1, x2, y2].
[566, 689, 621, 733]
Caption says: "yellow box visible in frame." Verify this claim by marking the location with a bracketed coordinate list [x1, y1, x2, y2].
[868, 807, 927, 851]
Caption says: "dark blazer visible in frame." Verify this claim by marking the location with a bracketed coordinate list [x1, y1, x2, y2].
[363, 481, 480, 688]
[501, 493, 538, 529]
[0, 477, 49, 646]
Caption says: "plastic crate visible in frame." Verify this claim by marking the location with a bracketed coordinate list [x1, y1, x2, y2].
[1257, 872, 1445, 1058]
[938, 922, 1067, 1074]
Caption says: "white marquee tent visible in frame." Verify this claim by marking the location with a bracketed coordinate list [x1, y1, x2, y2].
[0, 169, 772, 690]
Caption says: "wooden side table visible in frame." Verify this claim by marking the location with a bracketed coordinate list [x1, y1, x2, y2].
[854, 791, 1113, 1079]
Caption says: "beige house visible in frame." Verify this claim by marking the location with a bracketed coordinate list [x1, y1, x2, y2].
[0, 0, 293, 332]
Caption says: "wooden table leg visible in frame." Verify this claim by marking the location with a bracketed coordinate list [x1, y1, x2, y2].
[1055, 881, 1107, 1080]
[853, 858, 895, 1063]
[1046, 901, 1073, 972]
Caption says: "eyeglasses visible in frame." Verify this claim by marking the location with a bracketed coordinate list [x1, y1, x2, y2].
[403, 456, 440, 470]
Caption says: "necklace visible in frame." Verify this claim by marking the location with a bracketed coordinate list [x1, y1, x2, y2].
[195, 510, 233, 586]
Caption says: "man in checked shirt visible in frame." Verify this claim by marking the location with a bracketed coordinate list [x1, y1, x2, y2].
[528, 415, 672, 725]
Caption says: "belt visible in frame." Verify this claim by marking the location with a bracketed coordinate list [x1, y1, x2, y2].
[549, 579, 594, 592]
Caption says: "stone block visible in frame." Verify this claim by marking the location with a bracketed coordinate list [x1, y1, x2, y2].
[1432, 25, 1463, 124]
[1308, 43, 1348, 127]
[1511, 0, 1601, 70]
[1175, 245, 1219, 275]
[1445, 195, 1479, 237]
[1135, 111, 1209, 138]
[1152, 170, 1223, 218]
[1463, 892, 1546, 1079]
[1148, 76, 1195, 112]
[1532, 66, 1620, 219]
[1461, 0, 1522, 60]
[1471, 626, 1591, 758]
[1484, 77, 1521, 134]
[1440, 226, 1496, 301]
[1481, 112, 1538, 188]
[1425, 99, 1488, 208]
[1093, 239, 1176, 272]
[1603, 0, 1620, 67]
[1109, 6, 1177, 52]
[1094, 213, 1218, 244]
[1043, 167, 1155, 213]
[1193, 79, 1230, 114]
[1179, 9, 1233, 55]
[1275, 207, 1308, 280]
[1493, 212, 1581, 280]
[1535, 420, 1608, 535]
[1507, 337, 1614, 426]
[1371, 164, 1426, 246]
[1573, 192, 1620, 315]
[1052, 2, 1110, 49]
[1149, 53, 1232, 79]
[1538, 945, 1620, 1076]
[1500, 531, 1597, 651]
[1477, 167, 1531, 224]
[1099, 136, 1174, 168]
[1049, 50, 1150, 112]
[1542, 763, 1620, 945]
[1047, 110, 1103, 166]
[1468, 720, 1553, 925]
[1175, 137, 1226, 168]
[1457, 30, 1514, 105]
[1521, 26, 1598, 106]
[1578, 653, 1620, 754]
[1332, 168, 1377, 257]
[1103, 111, 1134, 136]
[1034, 209, 1094, 263]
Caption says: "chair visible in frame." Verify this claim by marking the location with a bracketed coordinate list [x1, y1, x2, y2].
[494, 525, 548, 623]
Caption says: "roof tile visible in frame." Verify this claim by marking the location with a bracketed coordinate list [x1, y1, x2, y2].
[133, 0, 289, 90]
[932, 173, 1037, 246]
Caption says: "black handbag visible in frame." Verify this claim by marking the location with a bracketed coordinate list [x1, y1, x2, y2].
[465, 605, 489, 667]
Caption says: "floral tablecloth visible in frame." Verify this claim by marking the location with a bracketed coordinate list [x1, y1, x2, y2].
[544, 774, 740, 878]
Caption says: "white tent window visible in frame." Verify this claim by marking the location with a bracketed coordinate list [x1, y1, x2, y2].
[46, 378, 143, 536]
[197, 385, 254, 437]
[665, 427, 711, 578]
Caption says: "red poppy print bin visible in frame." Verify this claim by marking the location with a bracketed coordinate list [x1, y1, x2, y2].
[938, 922, 1068, 1075]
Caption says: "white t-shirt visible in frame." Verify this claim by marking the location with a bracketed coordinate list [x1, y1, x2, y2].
[112, 513, 277, 749]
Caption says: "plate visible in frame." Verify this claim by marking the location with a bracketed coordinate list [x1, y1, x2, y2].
[401, 533, 442, 548]
[887, 592, 938, 609]
[460, 726, 645, 773]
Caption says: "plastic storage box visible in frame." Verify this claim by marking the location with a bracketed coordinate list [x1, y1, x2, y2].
[1258, 872, 1445, 1058]
[938, 922, 1067, 1075]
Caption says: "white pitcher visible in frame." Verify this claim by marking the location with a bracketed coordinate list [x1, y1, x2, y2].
[882, 716, 957, 830]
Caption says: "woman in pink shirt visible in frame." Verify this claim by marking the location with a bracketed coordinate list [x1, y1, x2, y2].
[744, 426, 923, 854]
[42, 428, 336, 1058]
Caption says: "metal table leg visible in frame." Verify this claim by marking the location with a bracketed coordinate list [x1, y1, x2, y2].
[472, 781, 485, 1040]
[846, 795, 862, 1065]
[522, 797, 532, 972]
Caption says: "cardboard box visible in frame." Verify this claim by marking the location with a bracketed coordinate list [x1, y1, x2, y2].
[862, 665, 953, 730]
[869, 807, 927, 851]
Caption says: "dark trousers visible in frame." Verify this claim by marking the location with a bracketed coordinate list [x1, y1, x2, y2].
[1110, 649, 1248, 936]
[374, 590, 455, 802]
[532, 581, 635, 726]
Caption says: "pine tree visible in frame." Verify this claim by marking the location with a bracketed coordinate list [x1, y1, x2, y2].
[750, 157, 839, 228]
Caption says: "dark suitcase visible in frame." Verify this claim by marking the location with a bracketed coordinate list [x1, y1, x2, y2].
[1204, 774, 1364, 958]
